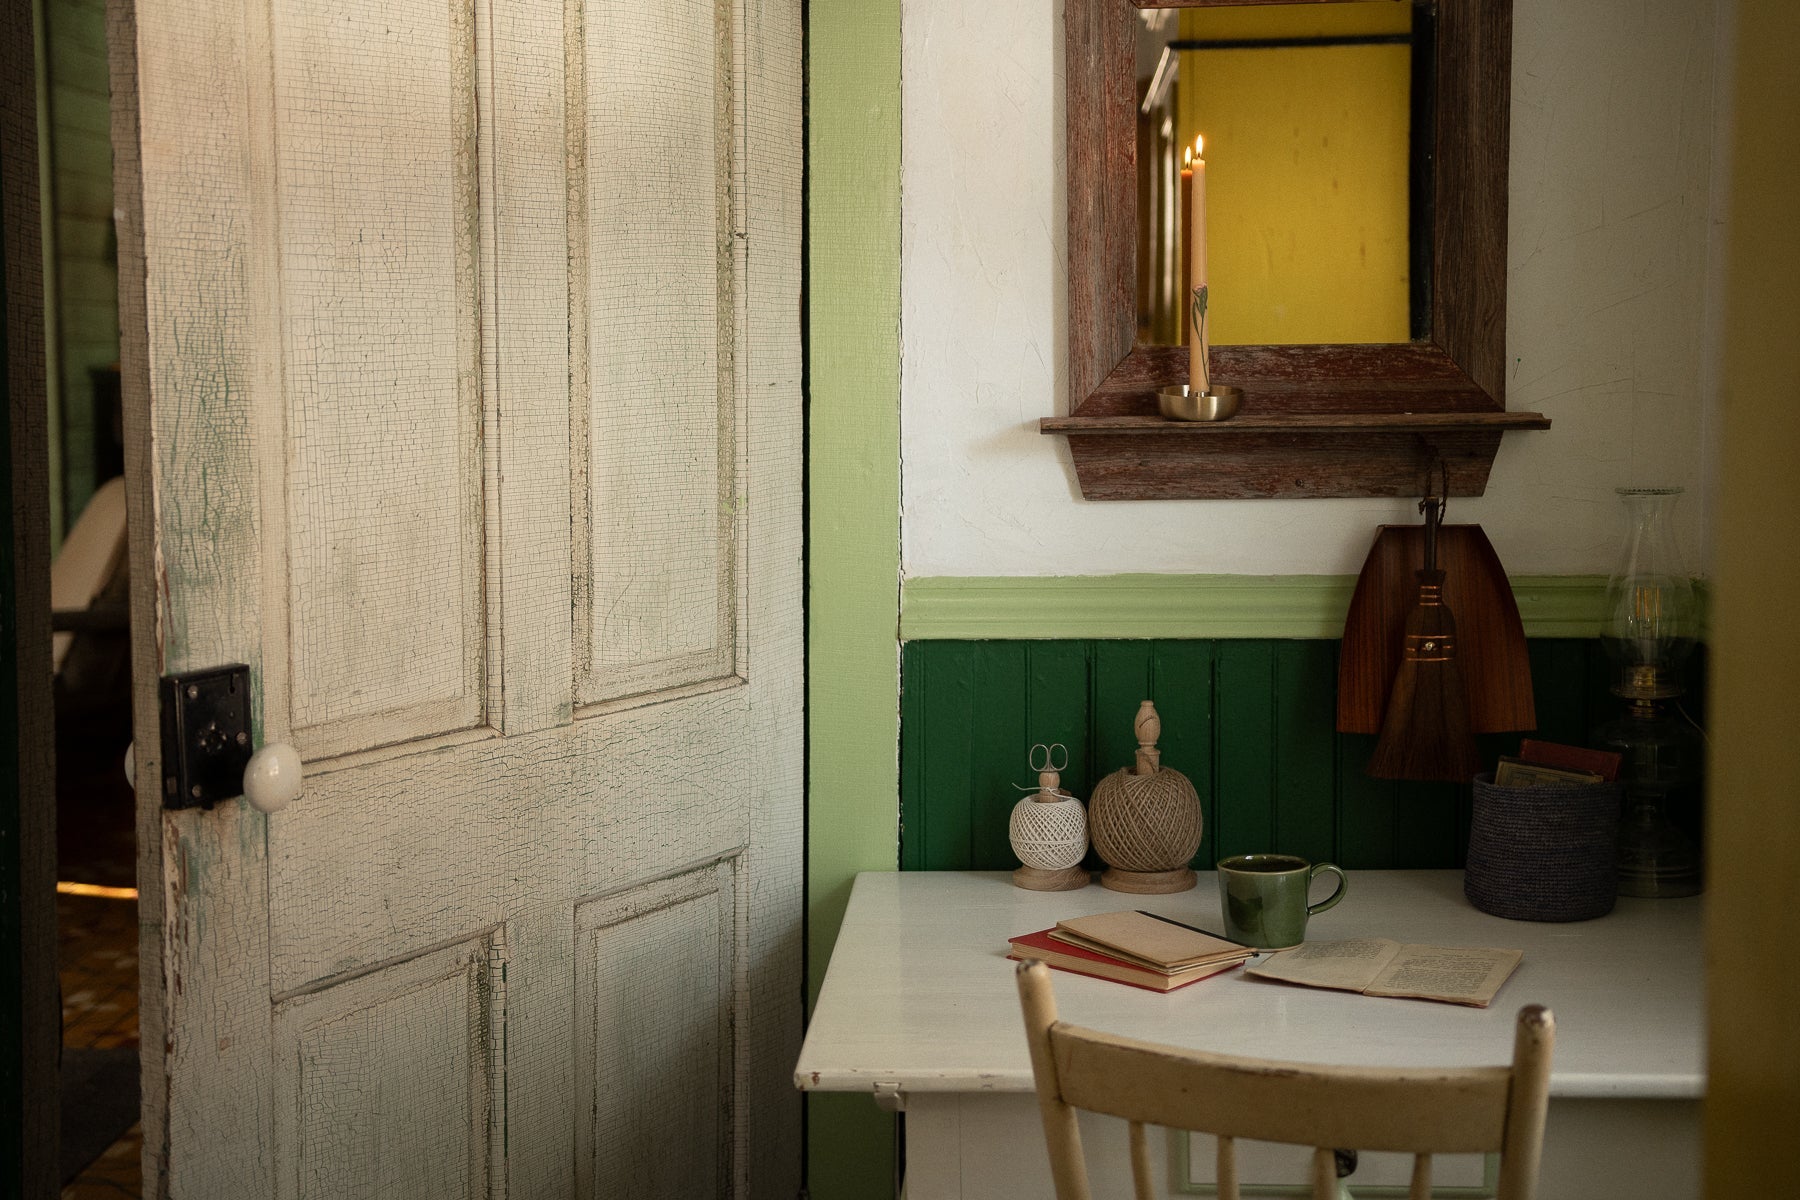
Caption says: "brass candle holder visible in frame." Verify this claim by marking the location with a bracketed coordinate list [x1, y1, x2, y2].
[1157, 384, 1241, 422]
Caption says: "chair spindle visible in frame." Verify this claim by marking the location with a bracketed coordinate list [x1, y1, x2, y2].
[1216, 1135, 1238, 1200]
[1498, 1005, 1555, 1200]
[1128, 1122, 1153, 1200]
[1311, 1146, 1336, 1199]
[1014, 962, 1093, 1200]
[1410, 1153, 1433, 1200]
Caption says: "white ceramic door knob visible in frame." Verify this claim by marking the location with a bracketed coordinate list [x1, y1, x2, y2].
[243, 742, 303, 813]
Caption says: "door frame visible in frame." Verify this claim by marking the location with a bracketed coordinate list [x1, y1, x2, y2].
[2, 0, 58, 1192]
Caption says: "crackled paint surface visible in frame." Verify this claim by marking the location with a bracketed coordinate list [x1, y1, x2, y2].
[121, 0, 802, 1195]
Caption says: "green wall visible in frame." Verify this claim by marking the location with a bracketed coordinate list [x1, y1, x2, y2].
[899, 637, 1687, 875]
[805, 1, 902, 1196]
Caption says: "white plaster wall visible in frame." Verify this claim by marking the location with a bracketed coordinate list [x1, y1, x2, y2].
[900, 0, 1725, 578]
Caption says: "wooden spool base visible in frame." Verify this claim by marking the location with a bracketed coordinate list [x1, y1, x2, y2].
[1099, 866, 1196, 894]
[1012, 865, 1092, 892]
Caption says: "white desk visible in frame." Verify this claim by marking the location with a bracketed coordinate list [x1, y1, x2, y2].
[796, 871, 1703, 1199]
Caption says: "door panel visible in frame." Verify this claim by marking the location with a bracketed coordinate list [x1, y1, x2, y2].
[267, 691, 755, 993]
[576, 863, 739, 1200]
[118, 0, 802, 1194]
[571, 0, 740, 707]
[268, 0, 486, 758]
[275, 933, 506, 1200]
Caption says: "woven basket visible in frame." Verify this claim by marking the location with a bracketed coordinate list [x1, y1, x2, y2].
[1465, 773, 1623, 921]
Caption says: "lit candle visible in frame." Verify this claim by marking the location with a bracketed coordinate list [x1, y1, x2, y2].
[1179, 146, 1193, 342]
[1189, 135, 1209, 396]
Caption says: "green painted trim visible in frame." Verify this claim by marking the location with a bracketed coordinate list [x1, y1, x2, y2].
[806, 1, 902, 1196]
[1514, 576, 1625, 639]
[901, 574, 1624, 640]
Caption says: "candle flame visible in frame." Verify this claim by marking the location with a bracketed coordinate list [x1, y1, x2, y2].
[1195, 134, 1204, 158]
[1183, 146, 1192, 166]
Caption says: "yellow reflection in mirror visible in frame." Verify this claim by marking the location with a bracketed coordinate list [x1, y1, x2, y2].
[1138, 2, 1413, 347]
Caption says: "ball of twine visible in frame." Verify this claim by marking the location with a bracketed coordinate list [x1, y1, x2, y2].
[1088, 765, 1202, 873]
[1009, 796, 1088, 870]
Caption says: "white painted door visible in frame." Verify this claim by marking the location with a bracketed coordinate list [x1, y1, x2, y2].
[113, 0, 802, 1196]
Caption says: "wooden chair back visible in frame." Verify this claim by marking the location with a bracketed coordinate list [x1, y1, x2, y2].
[1015, 960, 1554, 1200]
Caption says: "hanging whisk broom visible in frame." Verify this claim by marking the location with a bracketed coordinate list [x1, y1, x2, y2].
[1367, 488, 1482, 782]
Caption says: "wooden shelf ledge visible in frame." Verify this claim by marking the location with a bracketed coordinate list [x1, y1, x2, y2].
[1040, 407, 1552, 501]
[1040, 411, 1552, 435]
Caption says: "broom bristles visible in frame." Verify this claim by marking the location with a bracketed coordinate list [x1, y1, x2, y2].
[1369, 570, 1481, 782]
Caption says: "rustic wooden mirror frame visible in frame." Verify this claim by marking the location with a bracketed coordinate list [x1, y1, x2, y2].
[1044, 0, 1547, 500]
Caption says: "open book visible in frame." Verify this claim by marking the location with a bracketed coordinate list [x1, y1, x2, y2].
[1245, 939, 1522, 1007]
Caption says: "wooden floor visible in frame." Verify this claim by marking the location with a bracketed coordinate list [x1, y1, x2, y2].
[58, 889, 143, 1200]
[61, 1125, 140, 1200]
[56, 686, 142, 1200]
[59, 891, 139, 1049]
[53, 531, 142, 1197]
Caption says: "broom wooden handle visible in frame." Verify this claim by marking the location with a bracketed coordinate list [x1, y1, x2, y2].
[1422, 496, 1443, 574]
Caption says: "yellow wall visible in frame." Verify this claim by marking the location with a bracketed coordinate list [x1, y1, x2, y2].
[1705, 0, 1800, 1189]
[1175, 2, 1410, 345]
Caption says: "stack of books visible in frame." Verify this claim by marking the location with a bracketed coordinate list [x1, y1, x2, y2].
[1493, 738, 1622, 787]
[1008, 909, 1254, 992]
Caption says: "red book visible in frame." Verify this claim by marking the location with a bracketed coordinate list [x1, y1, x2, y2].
[1007, 928, 1247, 993]
[1518, 739, 1623, 782]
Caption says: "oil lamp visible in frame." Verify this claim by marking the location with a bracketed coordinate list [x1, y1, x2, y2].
[1594, 487, 1703, 898]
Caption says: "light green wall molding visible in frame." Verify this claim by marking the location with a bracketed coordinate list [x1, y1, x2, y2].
[901, 574, 1621, 640]
[806, 1, 902, 1196]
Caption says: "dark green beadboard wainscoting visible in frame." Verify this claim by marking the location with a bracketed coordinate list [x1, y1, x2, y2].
[899, 637, 1706, 873]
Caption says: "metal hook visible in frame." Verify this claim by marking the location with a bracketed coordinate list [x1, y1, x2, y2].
[1419, 457, 1450, 520]
[1029, 743, 1069, 773]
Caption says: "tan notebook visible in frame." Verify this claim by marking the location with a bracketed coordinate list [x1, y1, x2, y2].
[1052, 910, 1253, 972]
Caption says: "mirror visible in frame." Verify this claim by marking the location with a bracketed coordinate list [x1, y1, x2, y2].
[1135, 3, 1421, 346]
[1063, 0, 1510, 414]
[1051, 0, 1535, 501]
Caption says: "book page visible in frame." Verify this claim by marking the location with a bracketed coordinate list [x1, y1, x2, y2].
[1244, 939, 1398, 993]
[1362, 945, 1523, 1008]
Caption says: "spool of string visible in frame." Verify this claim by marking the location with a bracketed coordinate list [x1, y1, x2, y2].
[1088, 701, 1202, 893]
[1010, 743, 1090, 891]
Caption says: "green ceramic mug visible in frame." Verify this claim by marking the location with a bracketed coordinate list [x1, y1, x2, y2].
[1216, 854, 1348, 949]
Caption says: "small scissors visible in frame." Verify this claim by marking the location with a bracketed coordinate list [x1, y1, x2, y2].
[1029, 743, 1069, 773]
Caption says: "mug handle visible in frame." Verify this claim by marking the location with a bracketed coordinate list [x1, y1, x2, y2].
[1307, 862, 1348, 916]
